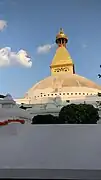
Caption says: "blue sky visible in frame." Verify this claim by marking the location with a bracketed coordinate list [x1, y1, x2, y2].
[0, 0, 101, 98]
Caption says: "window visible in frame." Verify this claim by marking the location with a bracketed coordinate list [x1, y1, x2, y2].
[44, 95, 46, 96]
[63, 93, 65, 95]
[75, 93, 77, 95]
[41, 95, 42, 97]
[67, 93, 69, 95]
[71, 93, 73, 95]
[55, 94, 57, 95]
[83, 93, 85, 95]
[48, 94, 49, 96]
[59, 93, 61, 95]
[51, 94, 53, 96]
[98, 92, 101, 97]
[79, 93, 81, 95]
[66, 100, 70, 103]
[87, 93, 88, 95]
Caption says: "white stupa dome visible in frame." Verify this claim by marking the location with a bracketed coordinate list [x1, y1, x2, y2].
[15, 28, 101, 106]
[24, 74, 101, 102]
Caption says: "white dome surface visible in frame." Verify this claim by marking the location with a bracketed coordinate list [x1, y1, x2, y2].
[25, 74, 101, 97]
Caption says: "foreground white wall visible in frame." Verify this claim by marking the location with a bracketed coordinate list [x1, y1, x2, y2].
[0, 124, 101, 169]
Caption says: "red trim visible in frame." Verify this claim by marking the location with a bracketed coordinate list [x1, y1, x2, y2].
[0, 119, 25, 126]
[8, 119, 25, 124]
[0, 121, 8, 126]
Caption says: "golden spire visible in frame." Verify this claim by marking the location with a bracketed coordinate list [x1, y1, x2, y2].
[50, 28, 75, 75]
[56, 28, 68, 45]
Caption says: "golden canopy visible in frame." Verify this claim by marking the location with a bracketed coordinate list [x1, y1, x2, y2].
[56, 28, 68, 42]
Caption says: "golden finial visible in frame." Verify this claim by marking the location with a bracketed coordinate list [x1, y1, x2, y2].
[60, 28, 64, 34]
[56, 28, 68, 44]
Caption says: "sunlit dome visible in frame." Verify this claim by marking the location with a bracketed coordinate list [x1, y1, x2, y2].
[27, 74, 101, 92]
[15, 28, 101, 105]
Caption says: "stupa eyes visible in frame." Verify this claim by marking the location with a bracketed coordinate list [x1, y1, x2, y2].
[54, 67, 69, 72]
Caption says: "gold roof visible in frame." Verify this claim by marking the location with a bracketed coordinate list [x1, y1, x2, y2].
[50, 46, 73, 67]
[56, 28, 68, 41]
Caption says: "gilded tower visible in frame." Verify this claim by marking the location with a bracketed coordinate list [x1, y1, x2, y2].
[50, 28, 75, 75]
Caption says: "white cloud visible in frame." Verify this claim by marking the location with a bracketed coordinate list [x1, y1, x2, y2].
[37, 43, 56, 54]
[0, 47, 32, 68]
[0, 20, 7, 31]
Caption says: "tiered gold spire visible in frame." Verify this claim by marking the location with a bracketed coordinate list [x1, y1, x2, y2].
[55, 28, 68, 47]
[50, 28, 75, 75]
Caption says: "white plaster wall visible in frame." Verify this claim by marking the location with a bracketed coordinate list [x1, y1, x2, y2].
[15, 94, 101, 105]
[15, 86, 101, 105]
[0, 124, 101, 169]
[27, 87, 100, 96]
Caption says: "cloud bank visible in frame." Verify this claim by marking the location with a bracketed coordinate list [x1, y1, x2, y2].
[0, 20, 7, 31]
[37, 43, 56, 54]
[0, 19, 32, 68]
[0, 47, 32, 68]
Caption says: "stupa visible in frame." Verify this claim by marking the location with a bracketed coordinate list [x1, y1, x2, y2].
[15, 28, 101, 116]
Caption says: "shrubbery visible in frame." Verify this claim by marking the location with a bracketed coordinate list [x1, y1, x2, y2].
[31, 104, 99, 124]
[59, 104, 99, 124]
[32, 114, 61, 124]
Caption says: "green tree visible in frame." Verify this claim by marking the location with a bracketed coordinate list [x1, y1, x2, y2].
[31, 114, 61, 124]
[59, 104, 99, 124]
